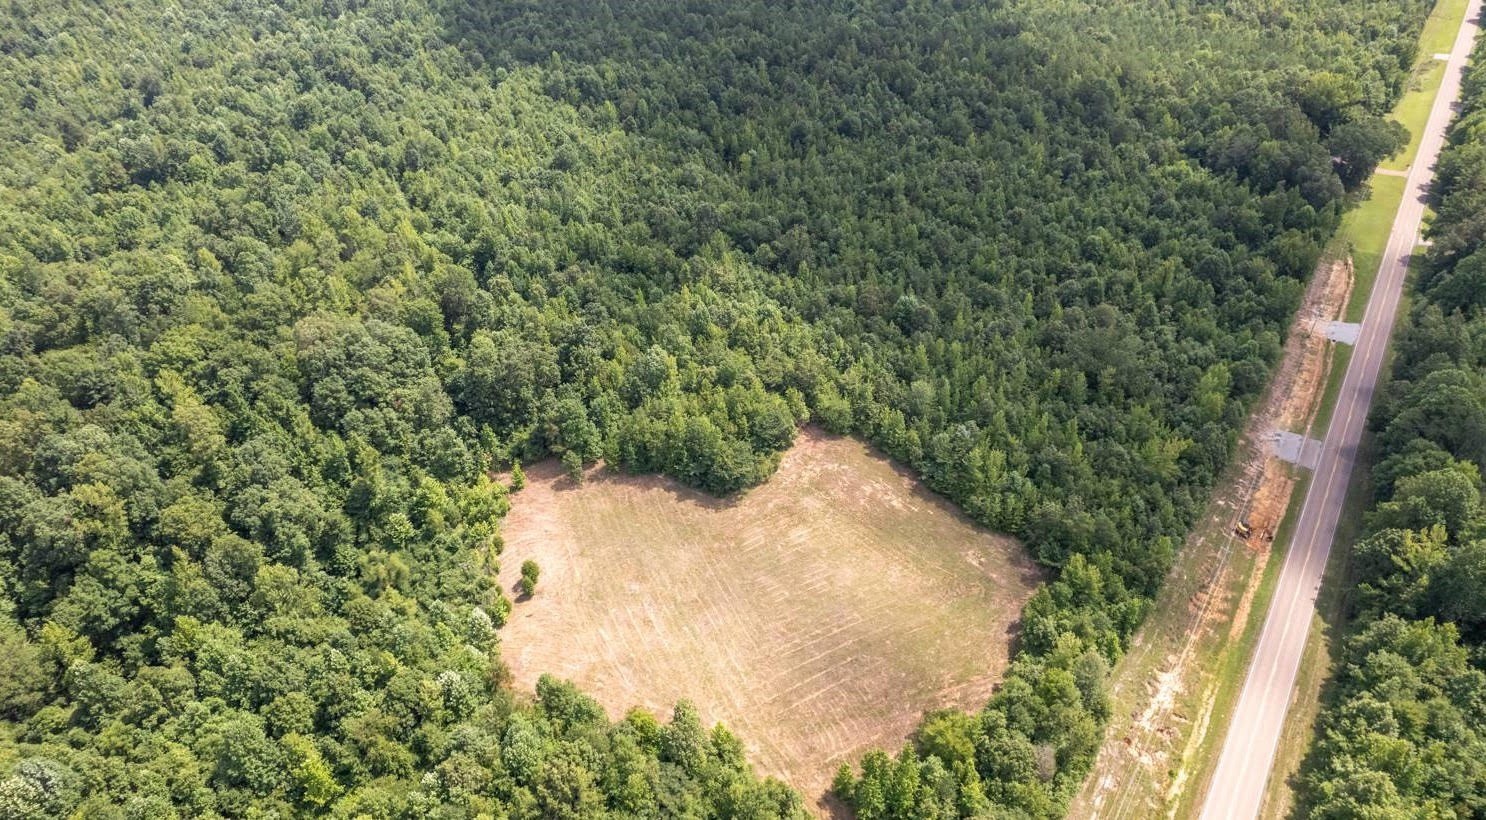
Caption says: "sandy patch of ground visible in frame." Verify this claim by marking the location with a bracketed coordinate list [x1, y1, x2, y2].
[496, 428, 1040, 809]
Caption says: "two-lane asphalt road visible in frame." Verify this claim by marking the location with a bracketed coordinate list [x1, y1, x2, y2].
[1198, 5, 1484, 819]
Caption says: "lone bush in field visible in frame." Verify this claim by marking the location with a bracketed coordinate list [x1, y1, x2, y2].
[510, 460, 526, 491]
[562, 450, 584, 484]
[520, 560, 541, 597]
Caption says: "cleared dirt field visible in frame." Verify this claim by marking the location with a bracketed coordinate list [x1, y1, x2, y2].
[497, 428, 1040, 807]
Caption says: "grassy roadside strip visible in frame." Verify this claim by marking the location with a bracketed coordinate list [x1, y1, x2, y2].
[1420, 0, 1473, 55]
[1310, 346, 1352, 443]
[1164, 146, 1420, 794]
[1069, 5, 1462, 815]
[1341, 176, 1408, 325]
[1382, 0, 1471, 171]
[1385, 61, 1449, 171]
[1309, 173, 1407, 439]
[1167, 467, 1311, 820]
[1255, 240, 1418, 814]
[1249, 72, 1434, 806]
[1149, 0, 1465, 809]
[1239, 235, 1420, 814]
[1256, 435, 1380, 818]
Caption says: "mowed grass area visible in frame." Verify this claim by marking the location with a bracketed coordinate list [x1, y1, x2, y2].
[1257, 441, 1377, 819]
[497, 428, 1041, 805]
[1341, 174, 1407, 324]
[1312, 0, 1461, 430]
[1420, 0, 1472, 55]
[1382, 0, 1470, 171]
[1311, 174, 1407, 437]
[1385, 60, 1448, 171]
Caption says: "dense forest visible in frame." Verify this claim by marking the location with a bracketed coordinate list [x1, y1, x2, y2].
[0, 0, 1434, 816]
[1297, 35, 1486, 818]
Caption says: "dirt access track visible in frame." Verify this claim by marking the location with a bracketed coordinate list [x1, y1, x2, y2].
[497, 428, 1041, 808]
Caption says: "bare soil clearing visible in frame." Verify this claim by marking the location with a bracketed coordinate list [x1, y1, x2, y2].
[497, 428, 1040, 808]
